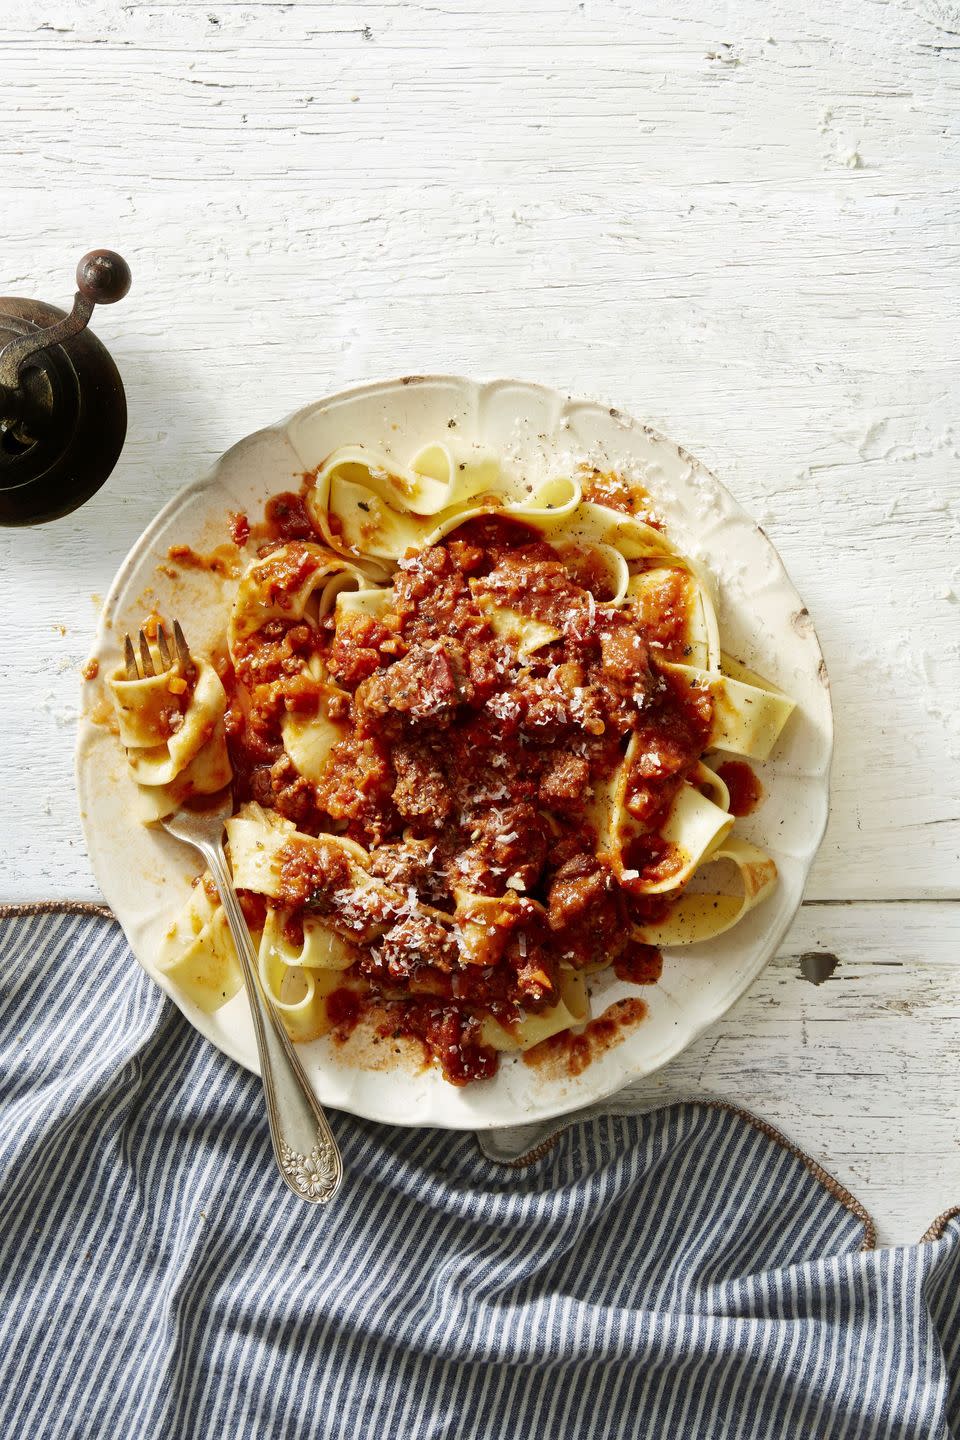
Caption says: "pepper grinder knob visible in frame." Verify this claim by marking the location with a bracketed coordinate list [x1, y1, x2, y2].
[76, 250, 132, 306]
[0, 250, 132, 391]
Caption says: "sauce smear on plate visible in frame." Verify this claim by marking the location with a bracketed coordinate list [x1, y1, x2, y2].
[715, 760, 763, 817]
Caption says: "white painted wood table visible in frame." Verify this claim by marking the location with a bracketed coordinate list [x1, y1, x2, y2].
[1, 0, 957, 1244]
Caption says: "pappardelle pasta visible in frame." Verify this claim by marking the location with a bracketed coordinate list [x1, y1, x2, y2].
[108, 649, 232, 821]
[115, 439, 795, 1084]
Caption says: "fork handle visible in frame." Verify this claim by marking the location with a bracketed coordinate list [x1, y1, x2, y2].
[201, 840, 343, 1204]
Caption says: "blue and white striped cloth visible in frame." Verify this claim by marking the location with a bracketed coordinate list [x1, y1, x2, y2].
[1, 908, 958, 1439]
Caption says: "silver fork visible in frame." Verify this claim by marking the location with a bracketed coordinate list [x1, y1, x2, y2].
[125, 623, 343, 1205]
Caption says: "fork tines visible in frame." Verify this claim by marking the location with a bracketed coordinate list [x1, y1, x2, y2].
[173, 621, 196, 677]
[122, 621, 194, 681]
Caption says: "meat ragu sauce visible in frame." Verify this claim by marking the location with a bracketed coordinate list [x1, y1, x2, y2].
[224, 498, 713, 1084]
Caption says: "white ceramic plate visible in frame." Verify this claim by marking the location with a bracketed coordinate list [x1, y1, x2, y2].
[77, 376, 832, 1130]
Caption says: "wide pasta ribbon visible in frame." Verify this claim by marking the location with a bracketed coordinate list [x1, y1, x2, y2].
[155, 879, 245, 1011]
[229, 543, 372, 781]
[226, 805, 370, 901]
[306, 445, 680, 576]
[307, 441, 502, 560]
[631, 836, 779, 947]
[229, 543, 369, 650]
[257, 910, 361, 1043]
[591, 750, 735, 895]
[108, 652, 232, 820]
[480, 970, 589, 1053]
[657, 656, 795, 762]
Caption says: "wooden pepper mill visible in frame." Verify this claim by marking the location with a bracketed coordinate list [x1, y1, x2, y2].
[0, 249, 132, 524]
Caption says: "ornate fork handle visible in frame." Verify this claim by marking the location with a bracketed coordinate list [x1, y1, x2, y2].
[202, 840, 343, 1204]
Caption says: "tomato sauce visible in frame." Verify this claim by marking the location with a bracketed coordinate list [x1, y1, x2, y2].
[716, 760, 763, 817]
[326, 987, 362, 1032]
[237, 889, 268, 933]
[580, 468, 663, 528]
[262, 491, 316, 542]
[613, 943, 663, 986]
[381, 1003, 498, 1085]
[166, 543, 241, 578]
[523, 998, 648, 1077]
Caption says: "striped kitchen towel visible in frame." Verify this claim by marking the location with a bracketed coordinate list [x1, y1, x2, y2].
[0, 908, 957, 1440]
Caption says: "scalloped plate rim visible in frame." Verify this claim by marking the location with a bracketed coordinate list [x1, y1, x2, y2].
[76, 373, 833, 1130]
